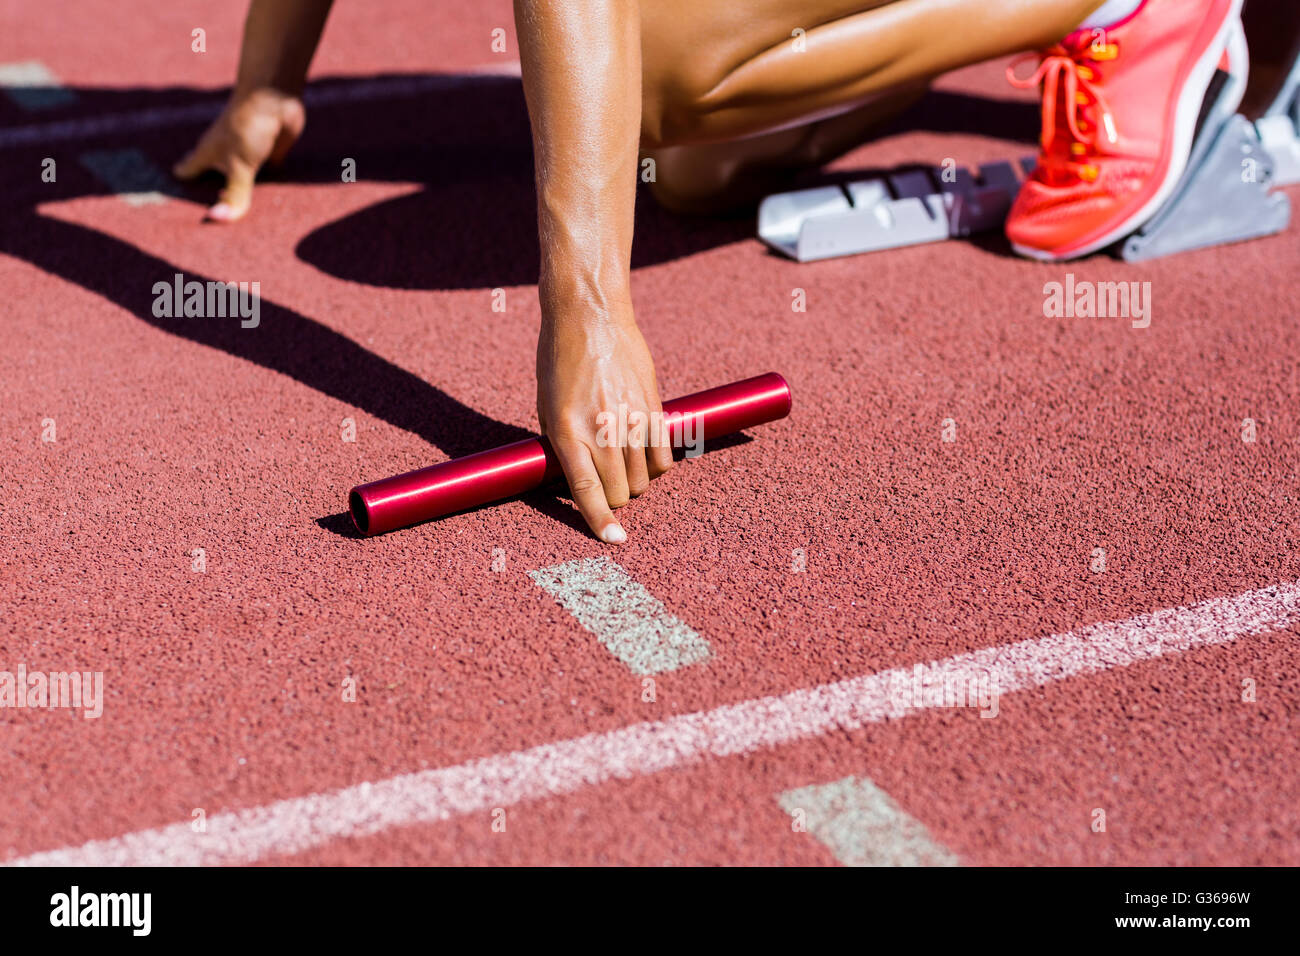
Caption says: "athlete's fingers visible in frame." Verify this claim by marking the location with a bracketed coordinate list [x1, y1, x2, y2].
[592, 442, 631, 511]
[267, 101, 306, 166]
[624, 433, 651, 498]
[206, 158, 256, 222]
[172, 140, 217, 180]
[647, 429, 674, 479]
[553, 440, 625, 544]
[267, 128, 298, 167]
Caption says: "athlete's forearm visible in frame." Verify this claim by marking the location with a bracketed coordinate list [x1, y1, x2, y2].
[233, 0, 336, 98]
[514, 0, 641, 328]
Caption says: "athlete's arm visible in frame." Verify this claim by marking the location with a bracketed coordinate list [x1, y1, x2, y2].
[515, 0, 673, 543]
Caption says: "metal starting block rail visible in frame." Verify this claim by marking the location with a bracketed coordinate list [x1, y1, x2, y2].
[758, 52, 1300, 263]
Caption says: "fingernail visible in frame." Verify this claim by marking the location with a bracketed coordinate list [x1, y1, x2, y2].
[206, 203, 235, 222]
[601, 523, 627, 545]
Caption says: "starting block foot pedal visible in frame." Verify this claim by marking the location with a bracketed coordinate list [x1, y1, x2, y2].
[1121, 49, 1295, 262]
[757, 157, 1034, 262]
[1120, 113, 1291, 261]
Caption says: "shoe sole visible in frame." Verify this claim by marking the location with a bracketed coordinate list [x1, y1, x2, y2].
[1012, 0, 1245, 261]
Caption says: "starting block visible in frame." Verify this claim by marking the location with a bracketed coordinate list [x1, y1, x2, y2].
[1257, 38, 1300, 184]
[1121, 39, 1295, 261]
[757, 157, 1035, 262]
[758, 50, 1300, 263]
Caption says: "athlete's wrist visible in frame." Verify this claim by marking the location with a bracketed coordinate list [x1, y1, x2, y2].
[539, 272, 635, 330]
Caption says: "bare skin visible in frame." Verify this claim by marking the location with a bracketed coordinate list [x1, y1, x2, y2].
[175, 0, 1103, 540]
[173, 0, 329, 221]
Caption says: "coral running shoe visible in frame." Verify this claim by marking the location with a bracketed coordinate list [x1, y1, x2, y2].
[1005, 0, 1245, 260]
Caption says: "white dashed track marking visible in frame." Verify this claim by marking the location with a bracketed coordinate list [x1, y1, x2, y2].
[529, 556, 711, 674]
[779, 775, 960, 866]
[7, 579, 1298, 866]
[0, 60, 77, 111]
[79, 148, 175, 205]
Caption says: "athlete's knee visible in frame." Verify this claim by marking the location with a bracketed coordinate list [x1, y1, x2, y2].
[643, 146, 730, 214]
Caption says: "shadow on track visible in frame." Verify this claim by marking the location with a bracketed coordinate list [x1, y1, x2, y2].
[0, 72, 1033, 529]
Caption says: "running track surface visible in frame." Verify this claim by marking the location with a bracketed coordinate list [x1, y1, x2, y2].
[2, 1, 1298, 866]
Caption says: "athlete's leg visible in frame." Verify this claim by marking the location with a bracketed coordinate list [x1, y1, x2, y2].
[639, 0, 1106, 211]
[1239, 0, 1300, 119]
[647, 83, 927, 214]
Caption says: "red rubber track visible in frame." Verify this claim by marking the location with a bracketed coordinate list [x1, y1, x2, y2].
[2, 1, 1298, 865]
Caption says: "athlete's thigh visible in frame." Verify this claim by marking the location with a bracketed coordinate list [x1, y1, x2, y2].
[639, 0, 1102, 147]
[639, 0, 890, 145]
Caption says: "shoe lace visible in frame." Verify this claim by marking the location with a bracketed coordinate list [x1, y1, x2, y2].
[1007, 35, 1120, 183]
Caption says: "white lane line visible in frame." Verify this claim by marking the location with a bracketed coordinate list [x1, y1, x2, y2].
[778, 776, 960, 866]
[8, 580, 1298, 867]
[0, 61, 77, 111]
[0, 66, 522, 150]
[79, 148, 176, 206]
[528, 557, 711, 674]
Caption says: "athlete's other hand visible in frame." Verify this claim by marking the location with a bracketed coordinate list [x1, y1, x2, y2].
[172, 89, 305, 222]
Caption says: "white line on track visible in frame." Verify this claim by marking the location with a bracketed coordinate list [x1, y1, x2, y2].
[79, 148, 176, 206]
[0, 61, 77, 111]
[0, 66, 522, 150]
[778, 775, 960, 866]
[8, 580, 1298, 866]
[529, 557, 711, 674]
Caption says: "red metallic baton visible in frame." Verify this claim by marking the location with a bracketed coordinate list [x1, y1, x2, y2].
[349, 371, 792, 536]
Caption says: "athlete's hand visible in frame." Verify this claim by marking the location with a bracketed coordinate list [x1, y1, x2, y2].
[537, 308, 674, 543]
[172, 88, 305, 222]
